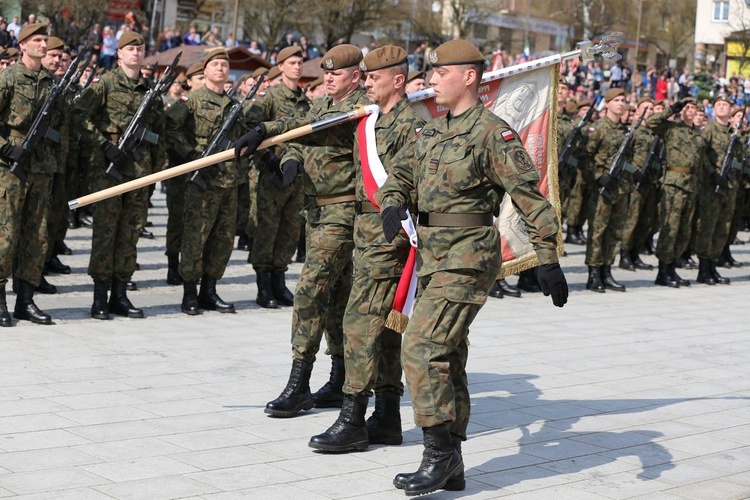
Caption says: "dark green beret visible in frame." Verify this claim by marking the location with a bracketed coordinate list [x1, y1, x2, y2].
[320, 44, 362, 70]
[428, 39, 484, 67]
[118, 31, 144, 49]
[359, 45, 407, 72]
[18, 23, 48, 44]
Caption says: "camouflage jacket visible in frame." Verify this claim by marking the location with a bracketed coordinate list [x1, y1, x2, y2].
[165, 85, 246, 189]
[645, 105, 704, 192]
[631, 125, 662, 185]
[0, 60, 63, 175]
[701, 119, 741, 190]
[585, 115, 632, 195]
[245, 82, 312, 155]
[75, 66, 165, 178]
[556, 112, 574, 158]
[376, 101, 560, 277]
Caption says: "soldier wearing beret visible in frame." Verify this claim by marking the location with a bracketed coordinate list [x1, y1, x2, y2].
[307, 45, 426, 453]
[75, 31, 166, 319]
[165, 48, 246, 315]
[0, 23, 63, 326]
[375, 39, 567, 495]
[584, 87, 631, 292]
[722, 105, 749, 268]
[563, 99, 594, 247]
[244, 46, 311, 309]
[404, 70, 426, 94]
[235, 44, 370, 416]
[557, 98, 578, 230]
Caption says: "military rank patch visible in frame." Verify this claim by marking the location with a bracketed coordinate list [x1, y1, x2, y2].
[92, 77, 100, 83]
[415, 127, 422, 135]
[501, 130, 514, 141]
[588, 127, 595, 132]
[180, 95, 188, 102]
[514, 149, 533, 171]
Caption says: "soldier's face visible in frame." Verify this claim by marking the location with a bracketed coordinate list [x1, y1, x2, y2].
[58, 53, 72, 75]
[364, 67, 401, 106]
[577, 106, 590, 118]
[430, 65, 477, 107]
[324, 67, 359, 100]
[118, 44, 145, 68]
[187, 73, 205, 90]
[0, 59, 10, 71]
[80, 66, 93, 84]
[405, 78, 425, 94]
[279, 55, 303, 81]
[681, 104, 696, 123]
[21, 34, 47, 60]
[636, 102, 653, 120]
[41, 48, 62, 72]
[205, 59, 229, 85]
[653, 105, 664, 114]
[606, 95, 625, 117]
[714, 101, 731, 119]
[730, 112, 744, 128]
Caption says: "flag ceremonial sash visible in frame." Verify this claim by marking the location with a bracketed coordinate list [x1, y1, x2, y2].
[408, 64, 563, 278]
[357, 109, 419, 331]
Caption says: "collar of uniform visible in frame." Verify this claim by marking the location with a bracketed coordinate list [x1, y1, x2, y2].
[434, 100, 483, 138]
[375, 95, 409, 130]
[201, 85, 228, 105]
[17, 60, 48, 79]
[114, 67, 149, 90]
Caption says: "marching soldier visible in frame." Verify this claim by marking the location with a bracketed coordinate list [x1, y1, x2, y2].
[165, 48, 246, 315]
[646, 98, 700, 287]
[563, 99, 592, 246]
[244, 46, 311, 309]
[75, 31, 166, 319]
[375, 39, 567, 496]
[584, 88, 630, 292]
[235, 44, 369, 416]
[307, 46, 425, 452]
[720, 106, 748, 268]
[0, 23, 63, 326]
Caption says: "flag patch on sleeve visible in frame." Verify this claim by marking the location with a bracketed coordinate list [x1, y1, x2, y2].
[501, 130, 514, 141]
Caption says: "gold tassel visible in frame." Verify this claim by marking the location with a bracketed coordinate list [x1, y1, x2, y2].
[385, 309, 409, 334]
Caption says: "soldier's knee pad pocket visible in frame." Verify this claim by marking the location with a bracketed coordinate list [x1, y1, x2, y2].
[442, 286, 487, 306]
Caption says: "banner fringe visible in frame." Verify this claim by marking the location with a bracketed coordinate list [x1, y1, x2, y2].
[385, 310, 409, 334]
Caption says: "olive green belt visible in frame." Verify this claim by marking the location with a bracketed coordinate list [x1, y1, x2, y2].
[354, 200, 378, 213]
[313, 193, 357, 207]
[418, 212, 494, 227]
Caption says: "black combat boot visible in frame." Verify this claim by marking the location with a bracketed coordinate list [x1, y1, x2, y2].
[237, 234, 250, 251]
[312, 355, 345, 408]
[35, 275, 57, 294]
[710, 260, 730, 285]
[366, 391, 403, 445]
[166, 254, 182, 285]
[668, 263, 690, 287]
[723, 245, 742, 268]
[0, 285, 12, 327]
[498, 278, 521, 297]
[198, 276, 235, 313]
[517, 269, 541, 292]
[108, 279, 144, 318]
[46, 256, 71, 274]
[601, 265, 626, 292]
[489, 280, 503, 298]
[399, 424, 464, 496]
[696, 257, 717, 285]
[265, 359, 314, 417]
[181, 281, 201, 315]
[296, 225, 306, 262]
[565, 225, 585, 245]
[631, 250, 653, 270]
[68, 210, 80, 229]
[255, 272, 278, 309]
[13, 280, 52, 325]
[394, 434, 465, 491]
[270, 269, 294, 306]
[54, 241, 72, 256]
[618, 249, 635, 271]
[654, 262, 679, 288]
[91, 280, 110, 320]
[309, 395, 370, 452]
[586, 266, 605, 293]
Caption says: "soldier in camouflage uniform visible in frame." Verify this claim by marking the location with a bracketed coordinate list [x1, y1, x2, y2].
[375, 40, 567, 496]
[645, 98, 701, 287]
[163, 61, 205, 286]
[619, 96, 657, 272]
[557, 99, 577, 222]
[236, 44, 369, 417]
[307, 46, 425, 453]
[165, 48, 246, 315]
[720, 106, 747, 268]
[244, 46, 311, 309]
[694, 96, 738, 285]
[75, 31, 165, 320]
[0, 24, 63, 326]
[563, 99, 593, 246]
[584, 88, 630, 293]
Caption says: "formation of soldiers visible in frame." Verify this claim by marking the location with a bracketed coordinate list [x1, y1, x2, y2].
[557, 82, 749, 292]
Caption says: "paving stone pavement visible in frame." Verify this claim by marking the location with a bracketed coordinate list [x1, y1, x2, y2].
[1, 189, 749, 499]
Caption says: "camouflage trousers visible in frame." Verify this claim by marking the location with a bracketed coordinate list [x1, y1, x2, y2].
[655, 185, 694, 264]
[558, 167, 576, 223]
[565, 168, 589, 227]
[251, 169, 304, 273]
[290, 221, 352, 363]
[728, 187, 749, 246]
[585, 190, 629, 267]
[45, 173, 68, 261]
[694, 184, 738, 261]
[165, 174, 187, 257]
[0, 170, 52, 287]
[402, 268, 494, 440]
[88, 174, 147, 282]
[179, 183, 237, 283]
[244, 167, 259, 238]
[621, 183, 658, 253]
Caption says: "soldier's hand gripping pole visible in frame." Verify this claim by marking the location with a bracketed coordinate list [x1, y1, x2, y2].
[68, 105, 379, 209]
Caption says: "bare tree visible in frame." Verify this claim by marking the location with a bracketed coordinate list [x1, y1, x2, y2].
[640, 0, 695, 64]
[240, 0, 304, 50]
[21, 0, 111, 46]
[556, 0, 631, 42]
[308, 0, 406, 49]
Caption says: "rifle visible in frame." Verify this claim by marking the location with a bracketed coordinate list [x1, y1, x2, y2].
[558, 97, 603, 173]
[715, 125, 743, 196]
[106, 52, 182, 181]
[7, 46, 88, 182]
[226, 78, 243, 99]
[63, 46, 91, 96]
[190, 71, 267, 189]
[597, 114, 644, 201]
[634, 136, 663, 194]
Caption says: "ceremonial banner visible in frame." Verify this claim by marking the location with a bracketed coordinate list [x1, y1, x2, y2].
[409, 64, 562, 278]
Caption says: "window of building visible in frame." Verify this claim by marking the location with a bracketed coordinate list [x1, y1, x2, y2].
[713, 1, 729, 22]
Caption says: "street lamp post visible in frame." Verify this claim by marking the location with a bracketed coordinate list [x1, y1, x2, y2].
[634, 0, 643, 69]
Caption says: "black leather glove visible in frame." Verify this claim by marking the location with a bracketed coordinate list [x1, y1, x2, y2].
[536, 263, 568, 308]
[102, 141, 128, 168]
[670, 98, 689, 115]
[381, 206, 408, 243]
[263, 150, 281, 171]
[186, 150, 201, 162]
[282, 159, 304, 187]
[234, 123, 267, 162]
[0, 143, 28, 163]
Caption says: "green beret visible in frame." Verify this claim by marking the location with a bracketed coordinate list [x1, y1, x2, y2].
[636, 96, 653, 106]
[577, 99, 592, 110]
[321, 44, 363, 71]
[251, 66, 267, 78]
[604, 87, 625, 102]
[141, 62, 155, 70]
[653, 99, 664, 107]
[18, 23, 48, 44]
[46, 36, 64, 51]
[203, 47, 229, 70]
[5, 47, 18, 59]
[267, 66, 281, 80]
[308, 75, 324, 89]
[118, 31, 144, 49]
[564, 100, 578, 114]
[713, 95, 732, 106]
[277, 46, 303, 64]
[428, 39, 484, 67]
[730, 105, 743, 116]
[185, 61, 204, 79]
[407, 70, 425, 83]
[360, 45, 407, 72]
